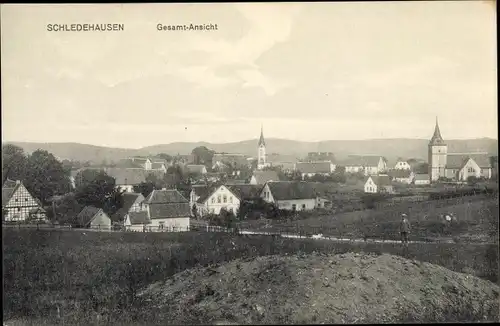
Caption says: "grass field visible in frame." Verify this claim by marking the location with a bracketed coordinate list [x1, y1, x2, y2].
[238, 195, 499, 243]
[3, 228, 498, 325]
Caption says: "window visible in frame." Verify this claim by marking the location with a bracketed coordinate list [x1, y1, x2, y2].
[223, 195, 227, 203]
[302, 204, 306, 209]
[217, 195, 221, 203]
[17, 207, 20, 212]
[292, 204, 296, 211]
[159, 222, 165, 230]
[468, 167, 475, 173]
[15, 198, 18, 202]
[229, 196, 233, 203]
[211, 198, 215, 204]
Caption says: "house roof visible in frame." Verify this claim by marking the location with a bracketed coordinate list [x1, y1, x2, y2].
[446, 154, 492, 170]
[225, 179, 247, 185]
[227, 184, 263, 200]
[144, 189, 189, 205]
[414, 174, 429, 181]
[2, 179, 20, 206]
[367, 175, 392, 187]
[105, 168, 164, 185]
[388, 169, 413, 178]
[186, 165, 207, 174]
[468, 154, 492, 168]
[131, 157, 150, 164]
[251, 170, 279, 184]
[342, 155, 382, 167]
[296, 161, 333, 174]
[192, 185, 239, 204]
[149, 202, 191, 219]
[77, 206, 104, 226]
[117, 159, 143, 169]
[266, 181, 319, 200]
[151, 162, 165, 170]
[112, 193, 144, 221]
[29, 207, 46, 214]
[128, 211, 151, 225]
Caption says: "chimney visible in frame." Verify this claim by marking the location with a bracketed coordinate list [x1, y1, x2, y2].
[16, 180, 21, 185]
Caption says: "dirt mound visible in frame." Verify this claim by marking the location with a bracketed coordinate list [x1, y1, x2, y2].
[137, 252, 499, 324]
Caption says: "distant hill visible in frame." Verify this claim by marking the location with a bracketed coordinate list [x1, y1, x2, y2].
[4, 138, 498, 165]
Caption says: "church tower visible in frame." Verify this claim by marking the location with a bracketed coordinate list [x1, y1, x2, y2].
[257, 125, 267, 170]
[428, 117, 447, 182]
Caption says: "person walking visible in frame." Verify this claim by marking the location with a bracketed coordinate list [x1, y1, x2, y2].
[400, 213, 411, 247]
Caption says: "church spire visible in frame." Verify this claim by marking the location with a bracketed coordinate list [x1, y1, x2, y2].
[258, 124, 266, 146]
[429, 116, 445, 145]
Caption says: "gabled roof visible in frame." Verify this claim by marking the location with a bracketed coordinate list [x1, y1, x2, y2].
[144, 189, 189, 205]
[192, 184, 240, 204]
[186, 165, 207, 174]
[296, 161, 333, 174]
[266, 181, 319, 200]
[117, 159, 143, 169]
[225, 179, 247, 185]
[446, 153, 492, 170]
[429, 117, 446, 146]
[2, 179, 21, 206]
[366, 175, 392, 187]
[414, 174, 429, 181]
[151, 162, 166, 170]
[227, 184, 263, 200]
[128, 211, 151, 225]
[105, 168, 164, 185]
[77, 206, 104, 226]
[131, 157, 151, 164]
[342, 155, 382, 167]
[468, 154, 492, 168]
[387, 169, 413, 178]
[252, 170, 279, 184]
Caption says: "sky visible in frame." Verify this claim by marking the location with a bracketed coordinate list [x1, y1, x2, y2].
[1, 2, 497, 149]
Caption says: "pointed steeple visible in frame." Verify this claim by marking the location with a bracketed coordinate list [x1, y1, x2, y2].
[429, 116, 446, 145]
[258, 124, 266, 147]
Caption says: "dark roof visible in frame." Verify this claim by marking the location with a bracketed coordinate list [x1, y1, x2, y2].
[367, 175, 392, 187]
[429, 118, 446, 146]
[388, 169, 413, 178]
[252, 171, 279, 184]
[149, 202, 191, 218]
[128, 211, 151, 224]
[227, 184, 263, 200]
[266, 181, 319, 200]
[131, 157, 150, 164]
[151, 162, 165, 170]
[468, 154, 492, 168]
[225, 179, 247, 185]
[77, 206, 102, 226]
[2, 180, 20, 206]
[414, 174, 429, 181]
[144, 189, 189, 204]
[112, 193, 144, 221]
[192, 185, 239, 204]
[117, 159, 143, 169]
[342, 155, 382, 167]
[296, 161, 333, 174]
[446, 154, 491, 170]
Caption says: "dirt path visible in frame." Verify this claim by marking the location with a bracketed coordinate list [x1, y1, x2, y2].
[136, 252, 499, 324]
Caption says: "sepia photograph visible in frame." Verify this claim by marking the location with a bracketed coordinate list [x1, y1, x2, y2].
[1, 1, 498, 325]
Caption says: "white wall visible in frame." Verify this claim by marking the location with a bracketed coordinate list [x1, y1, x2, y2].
[394, 161, 411, 170]
[117, 185, 134, 193]
[414, 179, 430, 185]
[458, 159, 481, 181]
[364, 177, 378, 193]
[199, 185, 240, 216]
[276, 199, 316, 211]
[345, 166, 363, 173]
[260, 183, 275, 203]
[149, 217, 190, 231]
[90, 211, 111, 229]
[4, 183, 40, 222]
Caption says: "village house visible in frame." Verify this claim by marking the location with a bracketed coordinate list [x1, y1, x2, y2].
[130, 157, 153, 170]
[111, 192, 150, 231]
[143, 189, 191, 231]
[151, 162, 167, 173]
[190, 184, 240, 217]
[295, 161, 336, 179]
[413, 173, 431, 185]
[105, 168, 165, 193]
[343, 155, 387, 176]
[260, 181, 329, 211]
[364, 175, 394, 194]
[250, 170, 280, 185]
[394, 159, 412, 170]
[186, 164, 208, 175]
[387, 169, 415, 184]
[306, 152, 336, 162]
[76, 206, 112, 230]
[2, 179, 46, 222]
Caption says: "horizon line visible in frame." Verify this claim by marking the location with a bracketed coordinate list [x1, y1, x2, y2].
[3, 136, 498, 150]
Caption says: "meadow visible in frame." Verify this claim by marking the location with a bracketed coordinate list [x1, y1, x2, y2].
[238, 194, 499, 243]
[3, 228, 498, 325]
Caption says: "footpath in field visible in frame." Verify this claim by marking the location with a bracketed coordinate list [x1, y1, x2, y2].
[136, 252, 499, 325]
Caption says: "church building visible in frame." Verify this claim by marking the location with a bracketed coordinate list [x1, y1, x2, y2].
[257, 125, 270, 170]
[428, 118, 492, 182]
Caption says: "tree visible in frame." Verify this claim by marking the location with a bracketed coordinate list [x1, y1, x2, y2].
[192, 146, 215, 166]
[192, 204, 198, 219]
[2, 144, 28, 184]
[156, 153, 173, 162]
[74, 170, 123, 216]
[51, 193, 83, 225]
[24, 150, 72, 205]
[414, 162, 429, 174]
[133, 182, 156, 198]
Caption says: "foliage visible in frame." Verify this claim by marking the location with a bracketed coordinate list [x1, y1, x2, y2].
[414, 162, 429, 174]
[155, 153, 173, 162]
[133, 182, 156, 198]
[74, 170, 123, 217]
[2, 144, 28, 184]
[191, 146, 215, 168]
[50, 193, 84, 225]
